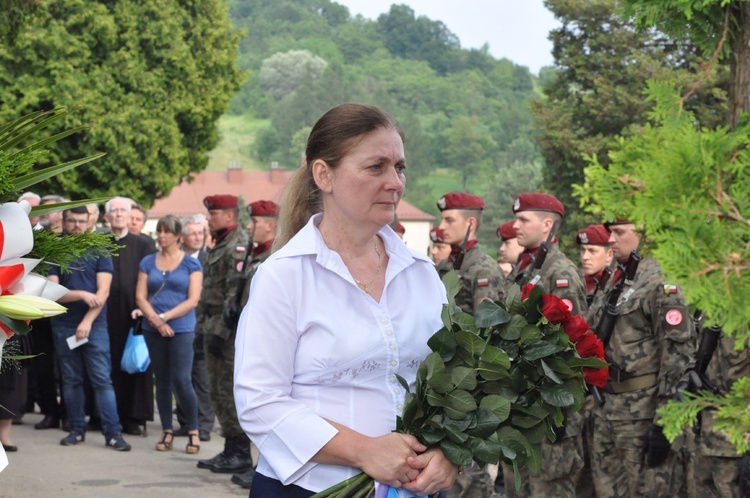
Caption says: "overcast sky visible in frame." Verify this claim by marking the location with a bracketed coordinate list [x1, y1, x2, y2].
[335, 0, 560, 74]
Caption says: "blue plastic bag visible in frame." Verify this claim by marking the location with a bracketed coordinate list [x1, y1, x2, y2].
[120, 326, 150, 373]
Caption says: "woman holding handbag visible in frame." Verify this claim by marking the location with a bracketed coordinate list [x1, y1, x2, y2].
[135, 215, 203, 454]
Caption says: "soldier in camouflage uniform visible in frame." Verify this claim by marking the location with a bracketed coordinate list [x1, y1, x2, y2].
[587, 220, 695, 497]
[687, 331, 749, 498]
[496, 220, 523, 277]
[501, 193, 588, 498]
[195, 195, 253, 474]
[231, 200, 278, 490]
[435, 192, 504, 498]
[576, 224, 614, 306]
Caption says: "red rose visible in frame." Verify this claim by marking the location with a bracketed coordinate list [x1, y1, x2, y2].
[584, 366, 609, 388]
[540, 294, 572, 324]
[521, 283, 536, 301]
[575, 332, 605, 360]
[562, 314, 590, 343]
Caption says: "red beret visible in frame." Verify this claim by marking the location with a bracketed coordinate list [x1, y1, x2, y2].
[247, 200, 278, 217]
[576, 224, 611, 245]
[429, 227, 446, 244]
[604, 219, 632, 230]
[203, 195, 238, 210]
[512, 193, 564, 217]
[437, 192, 484, 211]
[496, 221, 517, 241]
[394, 222, 405, 234]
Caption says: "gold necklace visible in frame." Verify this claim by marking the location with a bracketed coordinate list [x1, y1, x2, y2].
[355, 240, 382, 295]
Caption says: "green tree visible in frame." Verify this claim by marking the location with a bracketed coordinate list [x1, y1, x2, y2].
[440, 116, 497, 192]
[259, 49, 328, 100]
[0, 0, 38, 44]
[0, 0, 242, 205]
[533, 0, 728, 223]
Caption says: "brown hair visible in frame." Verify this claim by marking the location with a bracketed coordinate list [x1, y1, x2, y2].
[156, 215, 182, 236]
[273, 103, 403, 250]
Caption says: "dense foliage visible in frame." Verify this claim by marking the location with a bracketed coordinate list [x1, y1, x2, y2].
[532, 0, 729, 244]
[226, 0, 543, 241]
[0, 0, 243, 205]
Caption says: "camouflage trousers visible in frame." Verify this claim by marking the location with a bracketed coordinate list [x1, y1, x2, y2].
[590, 416, 685, 498]
[687, 451, 741, 498]
[447, 464, 495, 498]
[204, 333, 244, 440]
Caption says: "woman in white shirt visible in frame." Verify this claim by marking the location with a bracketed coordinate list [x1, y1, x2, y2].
[234, 103, 458, 497]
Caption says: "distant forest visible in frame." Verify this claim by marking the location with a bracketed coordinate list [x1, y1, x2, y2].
[226, 0, 545, 240]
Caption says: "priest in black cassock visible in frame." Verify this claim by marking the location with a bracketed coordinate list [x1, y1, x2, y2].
[105, 197, 157, 435]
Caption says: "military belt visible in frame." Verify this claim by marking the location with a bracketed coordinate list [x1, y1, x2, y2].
[604, 373, 658, 394]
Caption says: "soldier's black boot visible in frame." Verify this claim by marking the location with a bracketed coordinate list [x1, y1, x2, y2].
[210, 436, 253, 474]
[197, 437, 230, 470]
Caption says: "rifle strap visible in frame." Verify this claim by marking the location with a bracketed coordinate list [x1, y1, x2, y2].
[604, 373, 658, 394]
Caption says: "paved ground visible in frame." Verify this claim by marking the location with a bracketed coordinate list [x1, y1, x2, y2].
[0, 412, 253, 497]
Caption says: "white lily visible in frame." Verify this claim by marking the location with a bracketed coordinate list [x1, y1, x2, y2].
[0, 294, 67, 319]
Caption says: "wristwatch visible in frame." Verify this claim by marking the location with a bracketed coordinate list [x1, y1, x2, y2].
[158, 313, 165, 321]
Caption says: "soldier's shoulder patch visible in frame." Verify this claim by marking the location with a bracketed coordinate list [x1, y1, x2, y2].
[665, 309, 683, 326]
[236, 246, 246, 253]
[477, 277, 489, 287]
[556, 279, 569, 288]
[663, 284, 678, 294]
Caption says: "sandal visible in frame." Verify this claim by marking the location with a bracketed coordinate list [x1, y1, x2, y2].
[155, 431, 173, 451]
[186, 432, 200, 454]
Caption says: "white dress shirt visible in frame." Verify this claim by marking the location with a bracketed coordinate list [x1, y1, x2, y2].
[234, 214, 446, 492]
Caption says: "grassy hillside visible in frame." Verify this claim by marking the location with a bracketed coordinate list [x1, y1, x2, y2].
[206, 115, 270, 171]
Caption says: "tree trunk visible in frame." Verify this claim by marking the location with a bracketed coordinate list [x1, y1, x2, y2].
[729, 3, 750, 129]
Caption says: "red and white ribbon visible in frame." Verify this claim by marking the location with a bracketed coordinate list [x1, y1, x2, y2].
[0, 201, 34, 263]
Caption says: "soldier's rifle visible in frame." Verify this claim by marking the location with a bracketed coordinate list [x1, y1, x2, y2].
[520, 219, 560, 286]
[590, 242, 642, 406]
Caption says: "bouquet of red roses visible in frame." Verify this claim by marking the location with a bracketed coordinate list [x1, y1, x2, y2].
[313, 273, 608, 497]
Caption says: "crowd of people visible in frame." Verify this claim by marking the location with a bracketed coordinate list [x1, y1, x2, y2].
[2, 102, 748, 498]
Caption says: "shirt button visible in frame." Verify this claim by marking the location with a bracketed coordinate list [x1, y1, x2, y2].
[397, 404, 404, 411]
[390, 375, 396, 383]
[386, 329, 393, 336]
[389, 343, 397, 351]
[381, 318, 389, 325]
[391, 360, 398, 367]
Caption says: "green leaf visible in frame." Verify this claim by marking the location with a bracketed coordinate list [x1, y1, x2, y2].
[444, 389, 477, 413]
[30, 198, 110, 218]
[443, 419, 470, 444]
[395, 374, 410, 392]
[451, 311, 477, 333]
[498, 314, 526, 341]
[481, 345, 511, 369]
[467, 407, 501, 438]
[479, 395, 512, 422]
[423, 352, 446, 381]
[428, 327, 457, 362]
[0, 313, 31, 335]
[568, 357, 609, 369]
[441, 304, 453, 331]
[474, 299, 512, 328]
[455, 330, 486, 356]
[442, 270, 460, 306]
[14, 153, 106, 190]
[521, 420, 548, 444]
[539, 384, 575, 407]
[522, 340, 566, 361]
[470, 437, 503, 465]
[519, 324, 541, 344]
[428, 371, 453, 394]
[541, 360, 563, 384]
[426, 388, 449, 408]
[451, 366, 478, 391]
[525, 441, 543, 474]
[420, 428, 446, 445]
[480, 382, 518, 402]
[544, 357, 576, 377]
[440, 439, 474, 467]
[477, 361, 511, 381]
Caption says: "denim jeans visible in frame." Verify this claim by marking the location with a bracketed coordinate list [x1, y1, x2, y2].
[144, 331, 198, 431]
[52, 325, 121, 436]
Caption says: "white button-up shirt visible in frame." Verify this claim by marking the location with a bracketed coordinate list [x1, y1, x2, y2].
[234, 214, 446, 492]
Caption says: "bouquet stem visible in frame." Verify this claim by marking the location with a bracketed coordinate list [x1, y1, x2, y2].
[311, 472, 374, 498]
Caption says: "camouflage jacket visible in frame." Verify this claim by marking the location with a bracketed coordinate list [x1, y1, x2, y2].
[700, 334, 750, 457]
[196, 226, 248, 339]
[239, 246, 272, 308]
[436, 245, 504, 314]
[587, 257, 695, 421]
[505, 244, 588, 317]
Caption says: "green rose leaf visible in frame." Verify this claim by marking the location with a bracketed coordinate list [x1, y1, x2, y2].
[445, 389, 477, 413]
[428, 371, 453, 394]
[544, 357, 576, 377]
[452, 311, 477, 333]
[441, 305, 453, 331]
[519, 324, 541, 344]
[474, 299, 512, 328]
[539, 384, 575, 407]
[451, 366, 478, 391]
[470, 437, 503, 465]
[522, 340, 566, 361]
[541, 360, 563, 384]
[423, 352, 446, 381]
[443, 419, 470, 444]
[568, 357, 609, 368]
[525, 441, 543, 475]
[467, 407, 501, 438]
[420, 427, 446, 445]
[481, 345, 511, 369]
[521, 419, 548, 444]
[428, 327, 457, 362]
[442, 270, 460, 305]
[498, 314, 526, 341]
[440, 439, 474, 467]
[426, 388, 449, 408]
[479, 394, 512, 422]
[477, 361, 511, 381]
[455, 330, 486, 356]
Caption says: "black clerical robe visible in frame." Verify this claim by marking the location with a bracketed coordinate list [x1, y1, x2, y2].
[107, 232, 157, 425]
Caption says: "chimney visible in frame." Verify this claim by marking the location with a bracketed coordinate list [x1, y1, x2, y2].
[270, 161, 284, 184]
[228, 161, 243, 183]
